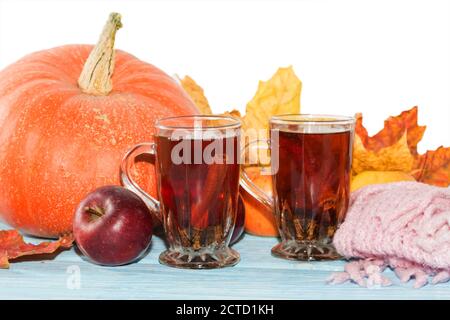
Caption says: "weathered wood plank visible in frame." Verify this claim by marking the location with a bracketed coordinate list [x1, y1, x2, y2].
[1, 222, 449, 299]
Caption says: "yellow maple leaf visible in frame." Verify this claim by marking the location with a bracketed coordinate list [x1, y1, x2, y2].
[180, 67, 302, 132]
[180, 75, 212, 115]
[242, 66, 302, 132]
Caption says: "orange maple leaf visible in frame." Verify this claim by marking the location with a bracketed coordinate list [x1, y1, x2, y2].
[413, 146, 450, 187]
[355, 106, 426, 155]
[354, 106, 450, 187]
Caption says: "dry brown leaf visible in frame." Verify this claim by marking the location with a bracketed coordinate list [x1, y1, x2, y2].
[0, 230, 74, 268]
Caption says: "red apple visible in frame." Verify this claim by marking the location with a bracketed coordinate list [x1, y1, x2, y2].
[73, 185, 153, 266]
[230, 195, 245, 245]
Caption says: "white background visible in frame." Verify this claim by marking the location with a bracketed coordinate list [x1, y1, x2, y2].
[0, 0, 449, 152]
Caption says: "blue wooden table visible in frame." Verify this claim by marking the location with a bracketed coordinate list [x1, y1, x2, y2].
[0, 222, 449, 299]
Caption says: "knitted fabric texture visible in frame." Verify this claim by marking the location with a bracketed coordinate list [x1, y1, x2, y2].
[328, 182, 450, 288]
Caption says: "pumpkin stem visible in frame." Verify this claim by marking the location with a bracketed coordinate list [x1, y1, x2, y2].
[78, 12, 122, 95]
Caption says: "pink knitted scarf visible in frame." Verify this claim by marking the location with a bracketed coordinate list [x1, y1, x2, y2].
[328, 182, 450, 288]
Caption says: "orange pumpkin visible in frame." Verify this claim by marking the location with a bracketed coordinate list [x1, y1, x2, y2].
[0, 13, 198, 238]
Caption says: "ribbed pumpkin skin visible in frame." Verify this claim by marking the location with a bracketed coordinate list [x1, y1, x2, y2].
[0, 45, 198, 238]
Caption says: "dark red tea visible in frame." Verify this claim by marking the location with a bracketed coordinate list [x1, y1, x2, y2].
[271, 129, 352, 257]
[156, 134, 240, 251]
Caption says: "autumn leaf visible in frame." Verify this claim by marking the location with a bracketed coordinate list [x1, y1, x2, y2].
[412, 146, 450, 187]
[181, 67, 302, 145]
[355, 106, 426, 155]
[242, 66, 302, 132]
[180, 75, 212, 115]
[223, 109, 242, 119]
[0, 230, 73, 268]
[353, 106, 450, 187]
[352, 133, 417, 175]
[180, 67, 302, 131]
[352, 109, 421, 175]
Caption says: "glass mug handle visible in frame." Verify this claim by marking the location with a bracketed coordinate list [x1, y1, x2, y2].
[240, 140, 274, 211]
[120, 142, 162, 222]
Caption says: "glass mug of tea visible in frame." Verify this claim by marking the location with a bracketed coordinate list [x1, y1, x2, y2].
[121, 115, 241, 269]
[241, 114, 355, 261]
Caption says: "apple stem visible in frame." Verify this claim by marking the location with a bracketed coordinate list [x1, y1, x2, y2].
[85, 206, 105, 220]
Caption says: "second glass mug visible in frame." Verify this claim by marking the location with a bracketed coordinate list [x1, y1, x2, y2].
[120, 115, 241, 269]
[241, 114, 355, 261]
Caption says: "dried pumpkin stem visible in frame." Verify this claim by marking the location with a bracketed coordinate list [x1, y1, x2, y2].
[78, 12, 122, 95]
